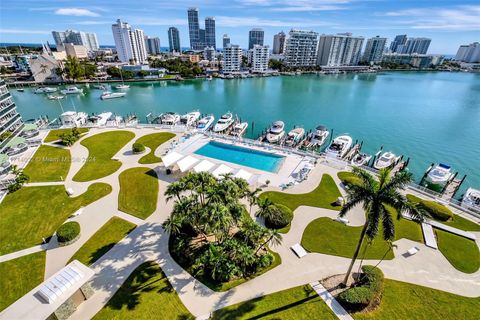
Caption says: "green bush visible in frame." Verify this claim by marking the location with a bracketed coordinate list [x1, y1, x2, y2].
[337, 171, 361, 187]
[265, 204, 293, 229]
[132, 142, 145, 153]
[56, 221, 80, 244]
[406, 194, 453, 221]
[337, 265, 384, 311]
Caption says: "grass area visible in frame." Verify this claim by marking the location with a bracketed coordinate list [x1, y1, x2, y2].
[0, 252, 46, 312]
[44, 128, 89, 143]
[93, 261, 193, 320]
[0, 183, 112, 255]
[73, 131, 135, 182]
[69, 217, 136, 266]
[212, 284, 337, 320]
[135, 132, 175, 164]
[118, 167, 159, 219]
[337, 171, 362, 186]
[22, 145, 71, 182]
[435, 229, 480, 273]
[260, 174, 342, 212]
[353, 279, 480, 320]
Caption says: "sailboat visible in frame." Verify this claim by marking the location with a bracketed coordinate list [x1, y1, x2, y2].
[115, 68, 130, 90]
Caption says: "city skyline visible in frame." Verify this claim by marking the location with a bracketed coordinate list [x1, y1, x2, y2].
[1, 0, 479, 54]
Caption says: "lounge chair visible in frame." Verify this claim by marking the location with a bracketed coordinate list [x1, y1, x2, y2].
[407, 247, 419, 256]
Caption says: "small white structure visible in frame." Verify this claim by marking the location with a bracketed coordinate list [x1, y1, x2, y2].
[162, 151, 184, 168]
[176, 155, 200, 172]
[234, 169, 252, 181]
[193, 159, 215, 173]
[407, 247, 419, 256]
[291, 243, 308, 258]
[212, 164, 233, 178]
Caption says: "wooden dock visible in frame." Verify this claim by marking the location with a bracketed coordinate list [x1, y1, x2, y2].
[342, 143, 361, 161]
[441, 177, 463, 200]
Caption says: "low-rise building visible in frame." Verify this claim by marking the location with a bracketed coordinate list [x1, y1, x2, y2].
[223, 44, 242, 73]
[251, 45, 269, 73]
[29, 53, 63, 83]
[455, 42, 480, 63]
[284, 30, 318, 68]
[61, 43, 89, 59]
[204, 47, 216, 61]
[382, 53, 443, 69]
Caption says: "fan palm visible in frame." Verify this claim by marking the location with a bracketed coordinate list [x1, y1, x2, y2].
[339, 167, 427, 286]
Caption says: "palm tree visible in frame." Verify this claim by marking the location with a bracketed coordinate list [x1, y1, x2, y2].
[246, 187, 263, 213]
[339, 167, 427, 286]
[255, 229, 282, 255]
[255, 197, 276, 221]
[165, 181, 185, 202]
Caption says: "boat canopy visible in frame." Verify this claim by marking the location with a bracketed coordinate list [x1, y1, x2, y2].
[439, 163, 451, 169]
[316, 125, 327, 131]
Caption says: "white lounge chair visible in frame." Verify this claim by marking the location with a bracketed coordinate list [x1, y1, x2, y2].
[336, 217, 349, 225]
[407, 247, 419, 256]
[291, 243, 307, 258]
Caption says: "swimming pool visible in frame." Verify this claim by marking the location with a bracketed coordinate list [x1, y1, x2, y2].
[194, 141, 285, 173]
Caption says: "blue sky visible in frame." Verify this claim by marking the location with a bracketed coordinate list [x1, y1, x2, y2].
[1, 0, 479, 54]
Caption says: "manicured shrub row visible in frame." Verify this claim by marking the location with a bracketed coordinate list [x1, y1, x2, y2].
[406, 194, 453, 221]
[265, 204, 293, 229]
[337, 265, 384, 311]
[132, 143, 145, 154]
[56, 221, 81, 245]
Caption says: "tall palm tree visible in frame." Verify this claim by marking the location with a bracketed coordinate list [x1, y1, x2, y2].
[255, 229, 282, 255]
[339, 167, 427, 286]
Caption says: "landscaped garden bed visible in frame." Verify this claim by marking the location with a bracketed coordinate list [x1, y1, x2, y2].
[134, 132, 175, 164]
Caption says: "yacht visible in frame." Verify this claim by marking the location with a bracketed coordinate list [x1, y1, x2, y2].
[230, 122, 248, 137]
[180, 111, 201, 126]
[326, 135, 353, 158]
[266, 121, 286, 144]
[60, 86, 83, 94]
[424, 163, 454, 190]
[60, 111, 88, 127]
[284, 127, 305, 147]
[100, 91, 126, 100]
[88, 112, 112, 126]
[47, 94, 64, 100]
[305, 125, 330, 148]
[93, 84, 107, 90]
[115, 84, 130, 90]
[34, 87, 57, 94]
[125, 114, 138, 126]
[374, 152, 398, 170]
[106, 114, 123, 126]
[196, 115, 215, 132]
[462, 188, 480, 211]
[160, 112, 181, 125]
[351, 153, 372, 167]
[213, 113, 235, 132]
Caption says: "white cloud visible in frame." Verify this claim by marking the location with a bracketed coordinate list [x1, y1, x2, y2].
[236, 0, 351, 11]
[54, 8, 100, 17]
[0, 28, 50, 35]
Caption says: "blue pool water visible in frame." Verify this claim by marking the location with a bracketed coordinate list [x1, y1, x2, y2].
[194, 141, 285, 173]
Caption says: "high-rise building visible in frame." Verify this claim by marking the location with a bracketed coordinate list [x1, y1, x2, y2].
[145, 37, 161, 55]
[455, 42, 480, 63]
[362, 36, 387, 64]
[168, 27, 181, 53]
[272, 31, 286, 54]
[402, 38, 431, 54]
[316, 33, 364, 66]
[0, 79, 24, 154]
[111, 19, 148, 64]
[251, 45, 269, 73]
[223, 44, 242, 73]
[389, 35, 407, 53]
[63, 43, 89, 59]
[52, 30, 99, 52]
[205, 17, 216, 49]
[223, 34, 230, 48]
[188, 8, 203, 50]
[199, 29, 206, 47]
[284, 30, 319, 67]
[248, 29, 264, 50]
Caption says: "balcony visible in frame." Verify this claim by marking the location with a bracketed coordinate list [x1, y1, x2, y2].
[0, 92, 11, 103]
[0, 100, 15, 116]
[0, 113, 22, 134]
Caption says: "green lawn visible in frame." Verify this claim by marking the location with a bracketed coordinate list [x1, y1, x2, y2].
[69, 217, 136, 266]
[93, 261, 193, 320]
[22, 145, 71, 182]
[0, 183, 112, 255]
[260, 174, 342, 211]
[73, 131, 135, 182]
[337, 171, 362, 186]
[0, 251, 46, 312]
[353, 279, 480, 320]
[435, 229, 480, 273]
[44, 128, 89, 143]
[118, 167, 159, 219]
[212, 284, 337, 320]
[135, 132, 175, 164]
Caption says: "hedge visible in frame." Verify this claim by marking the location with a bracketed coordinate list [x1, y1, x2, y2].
[265, 204, 293, 229]
[56, 221, 81, 245]
[406, 194, 453, 221]
[337, 265, 384, 311]
[132, 143, 145, 154]
[337, 171, 362, 187]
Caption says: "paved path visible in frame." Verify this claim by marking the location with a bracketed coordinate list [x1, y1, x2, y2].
[0, 244, 50, 263]
[310, 281, 353, 320]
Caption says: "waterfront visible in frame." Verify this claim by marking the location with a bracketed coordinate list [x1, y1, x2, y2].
[10, 71, 480, 192]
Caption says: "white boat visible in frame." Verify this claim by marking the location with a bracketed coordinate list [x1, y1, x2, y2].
[100, 91, 126, 100]
[93, 84, 107, 90]
[115, 84, 130, 90]
[284, 127, 305, 147]
[326, 135, 352, 158]
[351, 153, 372, 167]
[60, 86, 83, 94]
[60, 111, 88, 127]
[306, 125, 330, 148]
[160, 112, 181, 125]
[266, 121, 285, 144]
[213, 113, 235, 132]
[374, 152, 398, 170]
[196, 115, 215, 132]
[106, 114, 123, 126]
[424, 163, 454, 190]
[47, 94, 64, 100]
[180, 111, 201, 126]
[88, 112, 112, 126]
[462, 188, 480, 210]
[230, 122, 248, 137]
[34, 87, 57, 94]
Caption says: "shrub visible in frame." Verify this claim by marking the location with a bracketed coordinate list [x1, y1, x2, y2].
[406, 194, 453, 221]
[265, 204, 293, 229]
[132, 142, 145, 153]
[56, 221, 81, 244]
[337, 265, 384, 311]
[338, 171, 361, 186]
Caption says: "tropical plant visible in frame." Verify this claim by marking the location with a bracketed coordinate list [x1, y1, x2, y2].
[339, 167, 427, 286]
[58, 127, 82, 146]
[7, 165, 30, 193]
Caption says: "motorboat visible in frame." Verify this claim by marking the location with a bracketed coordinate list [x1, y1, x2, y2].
[106, 114, 123, 126]
[462, 188, 480, 211]
[124, 114, 138, 126]
[88, 112, 112, 126]
[284, 127, 305, 147]
[213, 113, 235, 132]
[47, 94, 64, 100]
[266, 121, 285, 144]
[34, 87, 57, 94]
[326, 135, 352, 158]
[100, 91, 126, 100]
[230, 122, 248, 137]
[374, 152, 398, 170]
[196, 115, 215, 132]
[424, 163, 454, 191]
[160, 112, 181, 125]
[60, 86, 83, 94]
[351, 152, 372, 167]
[93, 84, 107, 90]
[305, 125, 329, 148]
[115, 84, 130, 90]
[59, 111, 88, 127]
[180, 111, 201, 126]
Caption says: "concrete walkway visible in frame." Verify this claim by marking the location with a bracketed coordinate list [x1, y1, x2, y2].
[310, 281, 353, 320]
[0, 243, 50, 263]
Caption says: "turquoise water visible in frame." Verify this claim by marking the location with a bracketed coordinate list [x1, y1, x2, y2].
[9, 72, 480, 194]
[194, 141, 285, 173]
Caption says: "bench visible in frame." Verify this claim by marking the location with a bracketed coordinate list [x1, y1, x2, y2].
[291, 243, 307, 258]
